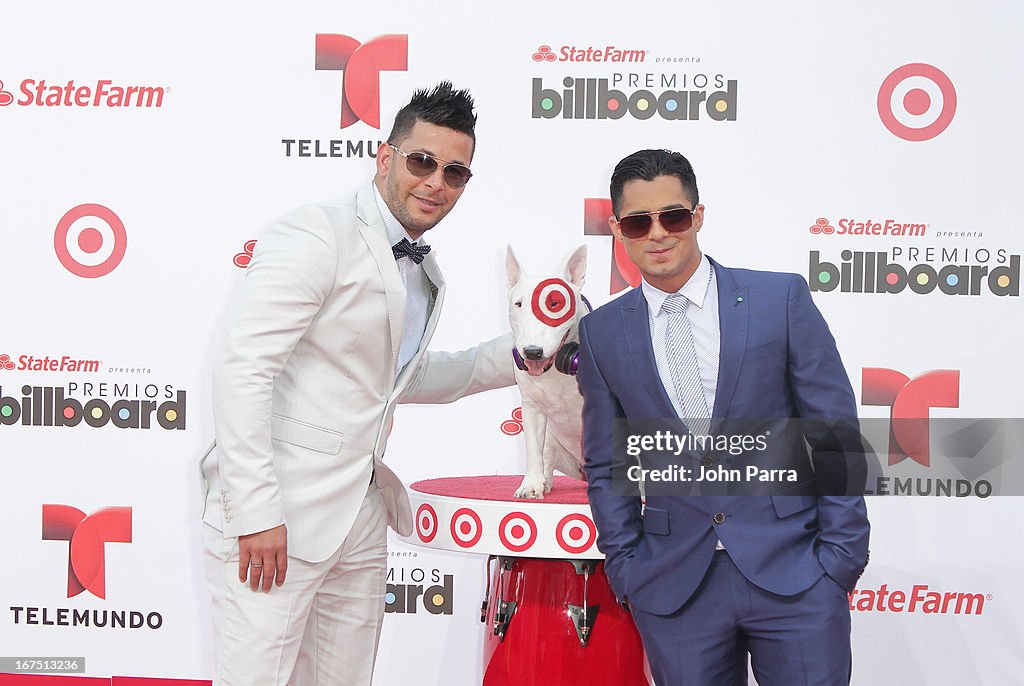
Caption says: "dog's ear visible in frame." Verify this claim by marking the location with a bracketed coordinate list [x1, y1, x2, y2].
[564, 244, 587, 288]
[506, 245, 522, 288]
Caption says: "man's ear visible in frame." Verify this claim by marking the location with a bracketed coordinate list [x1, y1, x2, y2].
[692, 204, 705, 234]
[608, 215, 624, 241]
[375, 142, 393, 179]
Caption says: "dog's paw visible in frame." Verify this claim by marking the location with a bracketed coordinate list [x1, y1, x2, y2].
[514, 478, 546, 499]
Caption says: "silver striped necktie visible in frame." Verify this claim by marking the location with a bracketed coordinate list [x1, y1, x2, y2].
[663, 293, 710, 436]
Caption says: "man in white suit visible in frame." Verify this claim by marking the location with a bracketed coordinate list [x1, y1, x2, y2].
[200, 82, 514, 685]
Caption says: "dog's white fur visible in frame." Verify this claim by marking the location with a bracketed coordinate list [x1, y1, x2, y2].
[507, 245, 587, 499]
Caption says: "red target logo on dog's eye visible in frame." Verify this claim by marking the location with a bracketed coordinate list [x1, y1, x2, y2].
[531, 278, 576, 327]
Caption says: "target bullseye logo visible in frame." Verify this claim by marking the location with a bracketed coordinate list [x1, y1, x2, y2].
[556, 513, 597, 554]
[53, 204, 127, 278]
[416, 503, 438, 543]
[498, 511, 537, 553]
[531, 278, 576, 327]
[878, 63, 956, 142]
[450, 508, 482, 548]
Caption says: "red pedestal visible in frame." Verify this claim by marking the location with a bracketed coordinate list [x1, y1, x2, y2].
[404, 476, 648, 685]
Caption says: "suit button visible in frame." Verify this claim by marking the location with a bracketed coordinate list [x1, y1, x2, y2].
[701, 456, 713, 469]
[713, 512, 726, 525]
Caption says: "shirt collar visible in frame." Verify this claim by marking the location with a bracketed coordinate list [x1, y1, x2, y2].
[642, 254, 713, 315]
[372, 181, 430, 249]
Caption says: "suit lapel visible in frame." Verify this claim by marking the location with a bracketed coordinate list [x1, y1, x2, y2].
[711, 259, 747, 420]
[414, 252, 445, 352]
[356, 185, 405, 374]
[621, 288, 679, 418]
[392, 251, 445, 395]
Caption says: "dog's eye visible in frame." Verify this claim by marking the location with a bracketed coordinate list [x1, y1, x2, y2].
[514, 300, 523, 308]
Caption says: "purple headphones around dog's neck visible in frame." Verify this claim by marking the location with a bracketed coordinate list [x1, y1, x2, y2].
[512, 294, 593, 376]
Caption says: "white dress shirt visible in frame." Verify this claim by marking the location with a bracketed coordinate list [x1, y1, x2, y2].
[642, 255, 721, 420]
[373, 184, 431, 379]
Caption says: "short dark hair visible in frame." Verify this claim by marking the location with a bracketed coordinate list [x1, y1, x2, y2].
[609, 149, 699, 217]
[387, 81, 477, 152]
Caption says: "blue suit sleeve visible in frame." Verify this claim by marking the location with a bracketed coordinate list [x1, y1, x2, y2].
[578, 316, 643, 598]
[786, 275, 870, 590]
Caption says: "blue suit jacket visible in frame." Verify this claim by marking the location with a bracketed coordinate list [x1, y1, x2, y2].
[578, 258, 869, 616]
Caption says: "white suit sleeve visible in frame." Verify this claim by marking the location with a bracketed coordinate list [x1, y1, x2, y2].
[213, 207, 337, 537]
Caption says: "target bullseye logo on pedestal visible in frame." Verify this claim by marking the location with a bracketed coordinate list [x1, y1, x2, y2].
[531, 278, 576, 327]
[877, 63, 956, 141]
[450, 507, 482, 548]
[555, 513, 597, 554]
[53, 204, 127, 278]
[416, 503, 438, 543]
[499, 511, 537, 553]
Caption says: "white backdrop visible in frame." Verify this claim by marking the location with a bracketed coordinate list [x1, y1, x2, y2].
[1, 1, 1022, 684]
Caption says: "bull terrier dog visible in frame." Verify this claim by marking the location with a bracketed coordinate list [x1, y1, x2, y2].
[506, 245, 588, 498]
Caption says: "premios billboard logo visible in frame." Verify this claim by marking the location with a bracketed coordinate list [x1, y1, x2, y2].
[385, 566, 454, 615]
[810, 248, 1019, 296]
[0, 383, 187, 430]
[531, 42, 736, 122]
[285, 33, 407, 159]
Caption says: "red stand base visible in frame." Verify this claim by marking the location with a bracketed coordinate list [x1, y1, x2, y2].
[481, 557, 647, 685]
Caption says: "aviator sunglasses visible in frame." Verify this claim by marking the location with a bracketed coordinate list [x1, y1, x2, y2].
[616, 207, 695, 239]
[389, 144, 473, 188]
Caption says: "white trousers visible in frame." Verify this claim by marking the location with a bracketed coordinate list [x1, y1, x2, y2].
[202, 486, 388, 686]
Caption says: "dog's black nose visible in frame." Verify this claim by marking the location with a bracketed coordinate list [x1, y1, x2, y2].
[523, 345, 544, 360]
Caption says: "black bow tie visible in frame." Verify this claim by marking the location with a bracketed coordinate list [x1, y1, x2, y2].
[392, 237, 431, 264]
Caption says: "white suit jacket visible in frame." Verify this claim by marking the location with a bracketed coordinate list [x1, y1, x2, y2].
[200, 183, 513, 562]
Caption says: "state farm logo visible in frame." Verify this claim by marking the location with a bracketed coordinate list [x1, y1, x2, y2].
[42, 505, 132, 599]
[0, 78, 167, 108]
[849, 583, 989, 615]
[315, 33, 408, 129]
[532, 44, 648, 63]
[54, 204, 127, 278]
[862, 368, 960, 467]
[878, 63, 956, 141]
[233, 239, 257, 269]
[583, 197, 641, 295]
[0, 353, 100, 373]
[809, 216, 927, 238]
[500, 407, 524, 436]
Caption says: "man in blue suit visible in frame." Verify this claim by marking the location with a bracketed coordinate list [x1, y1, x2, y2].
[578, 149, 869, 685]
